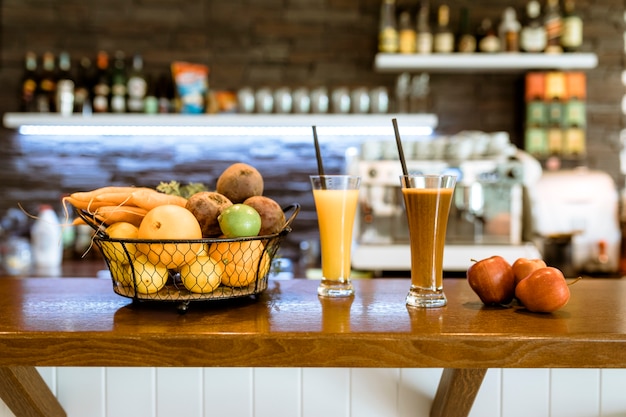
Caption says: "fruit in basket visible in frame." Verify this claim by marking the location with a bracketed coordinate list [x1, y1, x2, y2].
[209, 240, 271, 287]
[136, 204, 203, 268]
[512, 258, 547, 286]
[132, 254, 169, 294]
[515, 266, 570, 313]
[466, 255, 515, 305]
[218, 204, 262, 238]
[101, 221, 139, 263]
[216, 162, 264, 203]
[109, 260, 132, 286]
[107, 221, 139, 239]
[185, 191, 233, 237]
[180, 256, 223, 294]
[243, 196, 286, 235]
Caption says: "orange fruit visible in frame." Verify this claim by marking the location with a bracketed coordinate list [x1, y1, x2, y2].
[136, 205, 203, 269]
[209, 240, 270, 287]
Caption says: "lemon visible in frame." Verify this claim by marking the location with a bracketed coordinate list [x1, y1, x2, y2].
[102, 221, 139, 263]
[180, 256, 223, 293]
[108, 260, 132, 286]
[132, 254, 169, 294]
[217, 204, 262, 237]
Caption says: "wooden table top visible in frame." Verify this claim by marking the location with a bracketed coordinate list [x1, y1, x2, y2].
[0, 276, 625, 369]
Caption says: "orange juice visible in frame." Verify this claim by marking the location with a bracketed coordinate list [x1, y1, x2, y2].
[313, 188, 359, 280]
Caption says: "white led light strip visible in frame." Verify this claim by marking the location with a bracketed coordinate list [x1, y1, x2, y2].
[18, 124, 434, 137]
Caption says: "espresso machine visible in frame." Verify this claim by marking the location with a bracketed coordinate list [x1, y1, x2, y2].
[348, 131, 542, 272]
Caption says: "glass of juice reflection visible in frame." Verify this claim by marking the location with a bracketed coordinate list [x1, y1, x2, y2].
[400, 174, 456, 308]
[310, 175, 361, 297]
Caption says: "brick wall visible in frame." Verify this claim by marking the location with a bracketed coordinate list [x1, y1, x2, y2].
[0, 0, 623, 262]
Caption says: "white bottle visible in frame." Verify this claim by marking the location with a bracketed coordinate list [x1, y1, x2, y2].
[31, 204, 63, 273]
[499, 7, 521, 52]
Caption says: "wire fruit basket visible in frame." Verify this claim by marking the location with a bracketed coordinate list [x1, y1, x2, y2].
[77, 204, 299, 311]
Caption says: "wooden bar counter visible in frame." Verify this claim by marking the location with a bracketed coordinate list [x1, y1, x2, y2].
[0, 276, 625, 417]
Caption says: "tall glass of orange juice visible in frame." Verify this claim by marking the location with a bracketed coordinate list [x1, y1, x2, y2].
[310, 175, 361, 297]
[400, 174, 456, 308]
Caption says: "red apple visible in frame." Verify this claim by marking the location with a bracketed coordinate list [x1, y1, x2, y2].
[514, 267, 570, 313]
[467, 256, 515, 305]
[512, 258, 547, 286]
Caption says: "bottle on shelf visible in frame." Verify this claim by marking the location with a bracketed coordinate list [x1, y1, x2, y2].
[19, 51, 39, 112]
[498, 7, 521, 52]
[477, 18, 500, 53]
[55, 51, 75, 116]
[56, 51, 72, 82]
[73, 56, 94, 115]
[456, 7, 476, 53]
[378, 0, 399, 53]
[110, 50, 127, 113]
[92, 51, 111, 113]
[433, 4, 455, 53]
[126, 53, 148, 113]
[36, 51, 57, 113]
[156, 72, 175, 113]
[544, 0, 563, 53]
[143, 73, 159, 114]
[398, 9, 417, 54]
[561, 0, 583, 52]
[31, 204, 63, 275]
[415, 1, 433, 54]
[520, 0, 547, 53]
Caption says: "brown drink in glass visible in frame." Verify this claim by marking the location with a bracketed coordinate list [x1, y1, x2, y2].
[401, 174, 456, 307]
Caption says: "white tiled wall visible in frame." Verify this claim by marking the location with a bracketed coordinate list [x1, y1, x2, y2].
[1, 368, 625, 417]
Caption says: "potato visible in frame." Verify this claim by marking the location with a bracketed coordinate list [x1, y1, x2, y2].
[216, 162, 264, 203]
[243, 195, 286, 236]
[185, 191, 233, 237]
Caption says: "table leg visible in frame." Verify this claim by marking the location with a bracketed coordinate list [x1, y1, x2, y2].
[430, 368, 487, 417]
[0, 366, 66, 417]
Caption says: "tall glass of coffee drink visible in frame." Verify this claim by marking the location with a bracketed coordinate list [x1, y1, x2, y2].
[400, 174, 456, 307]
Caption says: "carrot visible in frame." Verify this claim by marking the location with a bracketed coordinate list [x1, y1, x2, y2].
[94, 188, 151, 206]
[70, 186, 141, 203]
[129, 189, 188, 211]
[63, 195, 111, 212]
[93, 205, 147, 227]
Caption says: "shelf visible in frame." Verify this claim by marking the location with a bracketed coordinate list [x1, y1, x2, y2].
[3, 113, 438, 137]
[374, 52, 599, 73]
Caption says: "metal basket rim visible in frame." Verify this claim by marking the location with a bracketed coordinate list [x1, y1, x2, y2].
[77, 203, 300, 243]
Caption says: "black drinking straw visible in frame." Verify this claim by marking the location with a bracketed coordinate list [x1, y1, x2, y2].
[392, 118, 409, 179]
[312, 126, 324, 175]
[312, 125, 327, 188]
